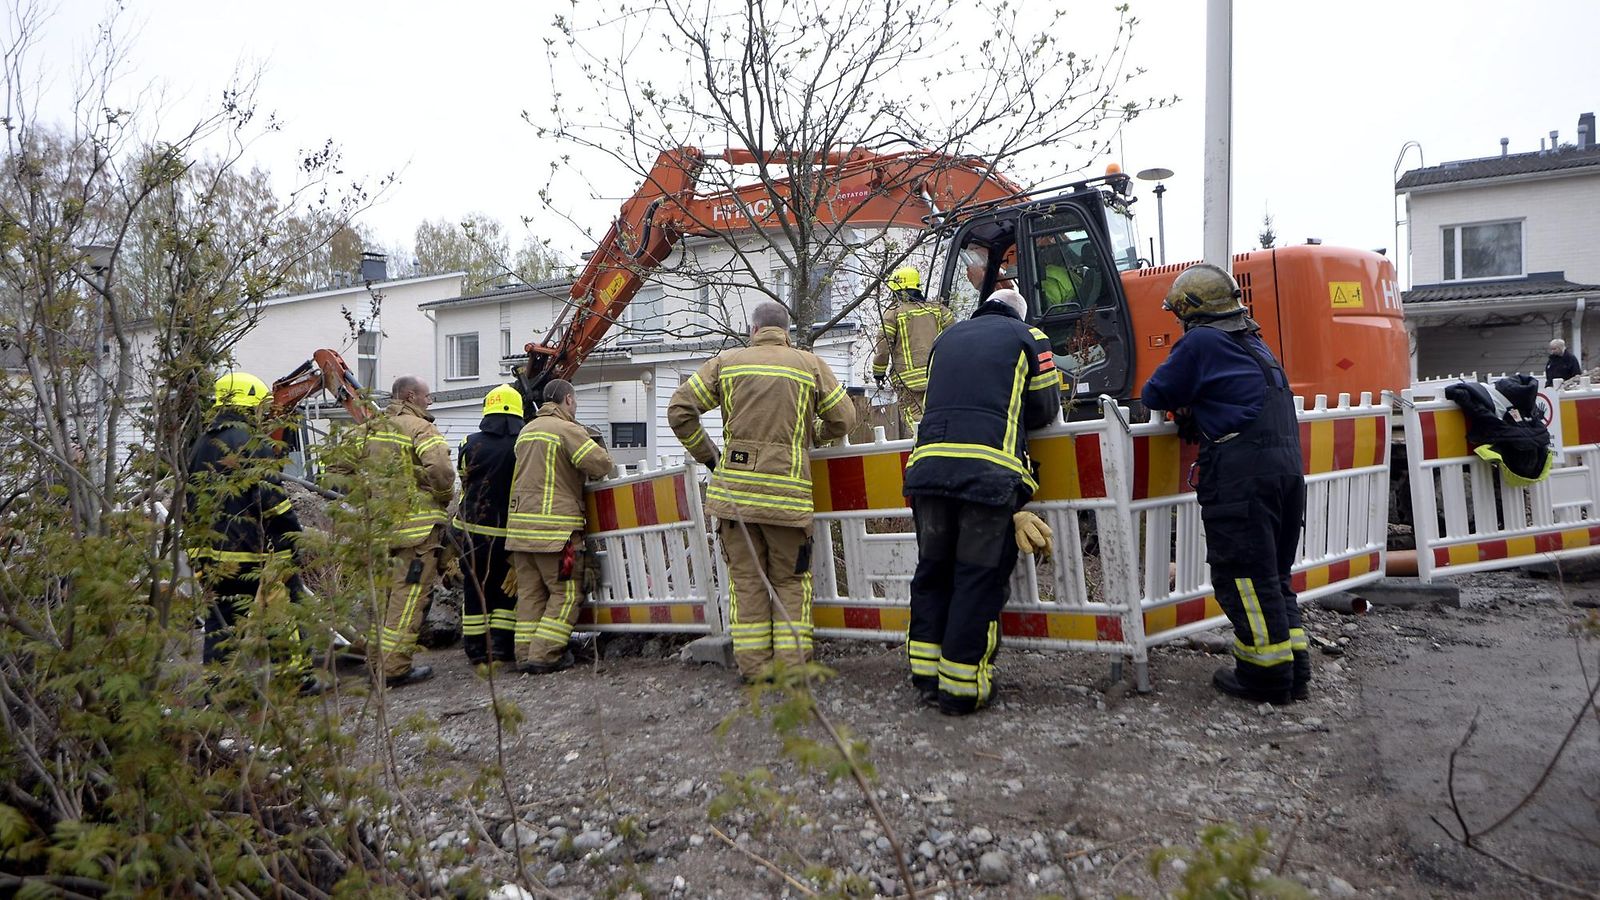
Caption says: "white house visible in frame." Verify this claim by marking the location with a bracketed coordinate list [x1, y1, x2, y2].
[422, 235, 892, 468]
[120, 256, 464, 469]
[1397, 112, 1600, 379]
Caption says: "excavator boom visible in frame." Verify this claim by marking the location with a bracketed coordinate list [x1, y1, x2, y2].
[271, 348, 374, 431]
[521, 146, 1022, 400]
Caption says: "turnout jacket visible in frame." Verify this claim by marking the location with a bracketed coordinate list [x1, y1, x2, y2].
[669, 326, 855, 528]
[186, 408, 302, 565]
[453, 412, 522, 537]
[871, 290, 954, 390]
[350, 399, 454, 549]
[903, 301, 1061, 508]
[505, 402, 614, 553]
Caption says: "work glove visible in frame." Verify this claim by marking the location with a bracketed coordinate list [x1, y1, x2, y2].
[501, 566, 517, 596]
[705, 450, 720, 471]
[1013, 510, 1053, 558]
[874, 373, 887, 388]
[1173, 409, 1202, 446]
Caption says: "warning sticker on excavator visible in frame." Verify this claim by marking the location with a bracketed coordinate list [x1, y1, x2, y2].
[1329, 281, 1364, 309]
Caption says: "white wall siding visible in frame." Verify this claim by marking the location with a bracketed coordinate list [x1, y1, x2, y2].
[1408, 172, 1600, 285]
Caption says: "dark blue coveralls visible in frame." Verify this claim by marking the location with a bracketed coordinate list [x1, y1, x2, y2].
[1145, 325, 1309, 701]
[903, 300, 1061, 714]
[452, 412, 523, 665]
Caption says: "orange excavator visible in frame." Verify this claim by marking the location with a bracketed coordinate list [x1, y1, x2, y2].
[270, 348, 373, 437]
[529, 146, 1410, 407]
[519, 146, 1025, 400]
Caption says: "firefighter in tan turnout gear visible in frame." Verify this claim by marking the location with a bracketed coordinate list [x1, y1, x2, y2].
[668, 301, 855, 681]
[356, 375, 453, 687]
[505, 379, 615, 674]
[871, 267, 953, 434]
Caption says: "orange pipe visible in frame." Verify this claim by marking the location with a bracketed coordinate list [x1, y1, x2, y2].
[1384, 548, 1418, 577]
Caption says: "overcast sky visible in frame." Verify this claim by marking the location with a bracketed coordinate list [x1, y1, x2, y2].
[20, 0, 1600, 287]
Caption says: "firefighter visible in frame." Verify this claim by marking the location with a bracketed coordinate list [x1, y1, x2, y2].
[452, 383, 524, 670]
[349, 375, 453, 687]
[668, 301, 855, 682]
[505, 379, 614, 674]
[872, 267, 954, 434]
[186, 372, 315, 687]
[1141, 263, 1309, 705]
[903, 289, 1061, 715]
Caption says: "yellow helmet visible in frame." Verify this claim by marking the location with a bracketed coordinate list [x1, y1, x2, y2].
[1162, 263, 1244, 320]
[887, 266, 921, 292]
[214, 371, 269, 409]
[483, 383, 525, 418]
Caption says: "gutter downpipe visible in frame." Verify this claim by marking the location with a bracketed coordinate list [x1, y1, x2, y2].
[1574, 296, 1586, 366]
[1202, 0, 1232, 273]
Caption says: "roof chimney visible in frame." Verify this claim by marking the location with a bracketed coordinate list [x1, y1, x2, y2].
[1550, 129, 1560, 150]
[360, 252, 388, 284]
[1579, 112, 1596, 150]
[1500, 137, 1509, 157]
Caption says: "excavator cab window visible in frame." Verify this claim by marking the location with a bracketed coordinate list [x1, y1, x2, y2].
[1019, 202, 1133, 399]
[938, 217, 1017, 319]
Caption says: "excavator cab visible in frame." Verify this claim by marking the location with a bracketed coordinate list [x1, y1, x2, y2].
[937, 186, 1136, 400]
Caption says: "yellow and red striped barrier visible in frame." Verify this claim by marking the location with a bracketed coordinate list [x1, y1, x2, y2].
[1403, 378, 1600, 580]
[579, 463, 720, 635]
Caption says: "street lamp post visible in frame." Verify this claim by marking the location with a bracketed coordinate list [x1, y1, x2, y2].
[1136, 168, 1175, 266]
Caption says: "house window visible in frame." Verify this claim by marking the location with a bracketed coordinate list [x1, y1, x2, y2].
[501, 328, 513, 359]
[356, 329, 379, 390]
[612, 422, 648, 447]
[447, 332, 480, 380]
[1442, 221, 1523, 281]
[626, 287, 663, 338]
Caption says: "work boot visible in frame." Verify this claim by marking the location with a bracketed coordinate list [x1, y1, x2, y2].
[910, 675, 939, 706]
[383, 664, 435, 688]
[298, 675, 329, 697]
[1211, 667, 1292, 706]
[1292, 650, 1312, 702]
[519, 649, 575, 675]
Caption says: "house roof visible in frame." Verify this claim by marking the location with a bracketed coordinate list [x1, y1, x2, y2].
[419, 276, 578, 310]
[1403, 275, 1600, 304]
[1396, 145, 1600, 190]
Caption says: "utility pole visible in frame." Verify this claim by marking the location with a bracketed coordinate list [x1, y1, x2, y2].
[1202, 0, 1233, 273]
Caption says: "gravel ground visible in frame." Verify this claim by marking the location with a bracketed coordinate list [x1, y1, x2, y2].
[327, 568, 1600, 899]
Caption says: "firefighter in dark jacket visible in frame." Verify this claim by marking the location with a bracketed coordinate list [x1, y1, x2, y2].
[452, 384, 524, 668]
[1142, 263, 1309, 705]
[903, 289, 1061, 715]
[186, 372, 305, 667]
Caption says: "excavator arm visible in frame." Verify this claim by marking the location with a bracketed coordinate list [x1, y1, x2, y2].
[521, 146, 1024, 401]
[270, 348, 374, 439]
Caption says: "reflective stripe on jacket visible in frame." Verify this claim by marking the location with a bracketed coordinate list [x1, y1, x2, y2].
[668, 326, 855, 528]
[453, 412, 522, 537]
[505, 402, 615, 552]
[185, 409, 303, 564]
[903, 302, 1062, 508]
[355, 399, 455, 548]
[871, 293, 953, 391]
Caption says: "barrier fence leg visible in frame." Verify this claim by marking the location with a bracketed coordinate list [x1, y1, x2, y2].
[1098, 398, 1151, 693]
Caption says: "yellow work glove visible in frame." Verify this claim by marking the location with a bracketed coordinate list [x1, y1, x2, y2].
[1013, 510, 1054, 558]
[501, 566, 518, 596]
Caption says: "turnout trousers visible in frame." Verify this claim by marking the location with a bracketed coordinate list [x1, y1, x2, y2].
[718, 519, 814, 678]
[511, 546, 586, 666]
[906, 496, 1018, 713]
[194, 560, 305, 666]
[896, 387, 927, 437]
[458, 531, 516, 664]
[1196, 337, 1310, 699]
[376, 525, 443, 679]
